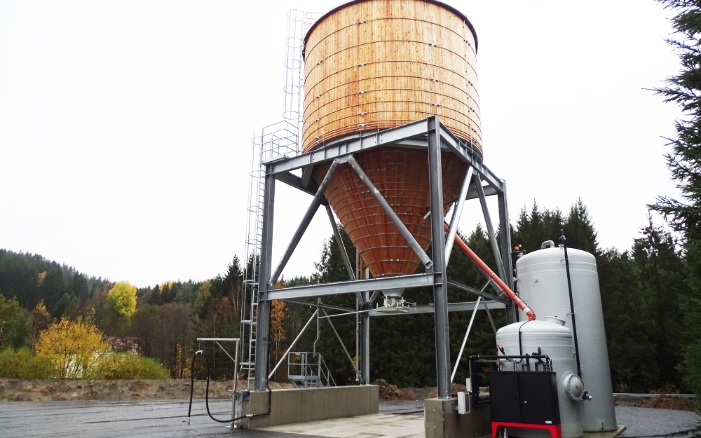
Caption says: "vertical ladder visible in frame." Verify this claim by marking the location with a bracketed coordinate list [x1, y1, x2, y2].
[239, 134, 265, 388]
[240, 123, 299, 388]
[239, 9, 319, 389]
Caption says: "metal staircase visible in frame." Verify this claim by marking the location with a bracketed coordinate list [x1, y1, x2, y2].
[287, 352, 336, 388]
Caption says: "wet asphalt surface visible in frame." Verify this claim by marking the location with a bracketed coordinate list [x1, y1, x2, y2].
[0, 399, 698, 437]
[616, 406, 700, 438]
[0, 399, 327, 438]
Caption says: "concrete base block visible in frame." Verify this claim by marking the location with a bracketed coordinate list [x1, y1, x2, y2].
[425, 398, 491, 438]
[241, 385, 379, 429]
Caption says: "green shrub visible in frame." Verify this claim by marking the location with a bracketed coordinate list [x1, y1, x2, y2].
[0, 347, 56, 379]
[0, 348, 170, 380]
[86, 353, 170, 380]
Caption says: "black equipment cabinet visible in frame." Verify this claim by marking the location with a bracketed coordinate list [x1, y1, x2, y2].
[490, 371, 560, 425]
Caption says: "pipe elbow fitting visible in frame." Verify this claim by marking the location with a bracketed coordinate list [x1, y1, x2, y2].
[525, 308, 536, 321]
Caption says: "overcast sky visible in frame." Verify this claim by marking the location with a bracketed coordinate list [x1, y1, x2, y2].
[0, 0, 682, 287]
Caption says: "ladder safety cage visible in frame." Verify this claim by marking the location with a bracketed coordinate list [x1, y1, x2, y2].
[240, 8, 320, 389]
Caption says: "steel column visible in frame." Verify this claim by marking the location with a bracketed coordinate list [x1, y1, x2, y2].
[254, 172, 276, 391]
[360, 291, 370, 384]
[428, 116, 450, 398]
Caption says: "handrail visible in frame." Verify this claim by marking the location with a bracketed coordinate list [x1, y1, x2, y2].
[287, 351, 336, 387]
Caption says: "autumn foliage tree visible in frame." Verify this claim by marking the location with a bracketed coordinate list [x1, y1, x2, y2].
[35, 318, 110, 378]
[102, 281, 137, 333]
[270, 299, 287, 380]
[29, 300, 52, 343]
[107, 282, 137, 318]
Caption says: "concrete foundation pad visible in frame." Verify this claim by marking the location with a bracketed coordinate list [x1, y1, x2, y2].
[241, 385, 379, 429]
[585, 425, 627, 438]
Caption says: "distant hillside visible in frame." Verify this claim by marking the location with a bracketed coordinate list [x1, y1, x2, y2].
[0, 249, 109, 316]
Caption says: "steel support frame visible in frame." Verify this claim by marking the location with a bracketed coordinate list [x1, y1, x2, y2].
[253, 116, 512, 392]
[427, 116, 450, 398]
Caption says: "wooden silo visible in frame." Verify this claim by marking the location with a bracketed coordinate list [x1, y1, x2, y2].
[303, 0, 480, 278]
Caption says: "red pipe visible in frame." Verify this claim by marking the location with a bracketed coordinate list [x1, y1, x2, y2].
[448, 225, 536, 321]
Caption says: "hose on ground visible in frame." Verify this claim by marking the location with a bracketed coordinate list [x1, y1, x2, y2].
[186, 350, 271, 425]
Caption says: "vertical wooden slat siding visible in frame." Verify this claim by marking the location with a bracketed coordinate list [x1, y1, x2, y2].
[304, 0, 478, 278]
[312, 148, 467, 277]
[302, 0, 480, 153]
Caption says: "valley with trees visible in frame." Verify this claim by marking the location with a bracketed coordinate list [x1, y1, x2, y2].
[0, 198, 694, 395]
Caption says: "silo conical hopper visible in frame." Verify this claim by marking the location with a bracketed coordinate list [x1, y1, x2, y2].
[303, 0, 481, 279]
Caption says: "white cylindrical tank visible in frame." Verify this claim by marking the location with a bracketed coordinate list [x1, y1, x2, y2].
[516, 246, 617, 432]
[496, 320, 583, 438]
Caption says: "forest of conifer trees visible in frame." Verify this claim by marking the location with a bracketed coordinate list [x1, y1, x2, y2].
[0, 199, 691, 393]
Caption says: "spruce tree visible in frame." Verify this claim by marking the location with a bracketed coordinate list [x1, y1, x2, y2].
[632, 219, 688, 390]
[563, 198, 599, 255]
[653, 0, 701, 395]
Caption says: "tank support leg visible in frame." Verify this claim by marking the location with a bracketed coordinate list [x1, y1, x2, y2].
[428, 116, 451, 399]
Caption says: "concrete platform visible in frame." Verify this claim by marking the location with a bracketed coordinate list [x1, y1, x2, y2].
[0, 399, 699, 437]
[262, 412, 423, 437]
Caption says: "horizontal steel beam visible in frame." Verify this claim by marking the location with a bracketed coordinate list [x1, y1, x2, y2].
[266, 118, 495, 172]
[284, 299, 355, 314]
[195, 337, 240, 342]
[268, 119, 432, 175]
[266, 118, 506, 198]
[368, 300, 505, 317]
[265, 273, 434, 300]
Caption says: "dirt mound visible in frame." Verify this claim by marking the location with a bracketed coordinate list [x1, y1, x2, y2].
[426, 383, 468, 399]
[3, 378, 696, 413]
[373, 379, 416, 400]
[638, 395, 698, 412]
[0, 379, 291, 402]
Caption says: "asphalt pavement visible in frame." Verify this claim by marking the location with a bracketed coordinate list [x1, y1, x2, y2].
[1, 399, 699, 438]
[616, 406, 700, 438]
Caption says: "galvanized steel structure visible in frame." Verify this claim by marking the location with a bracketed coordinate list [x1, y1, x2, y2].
[252, 116, 514, 398]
